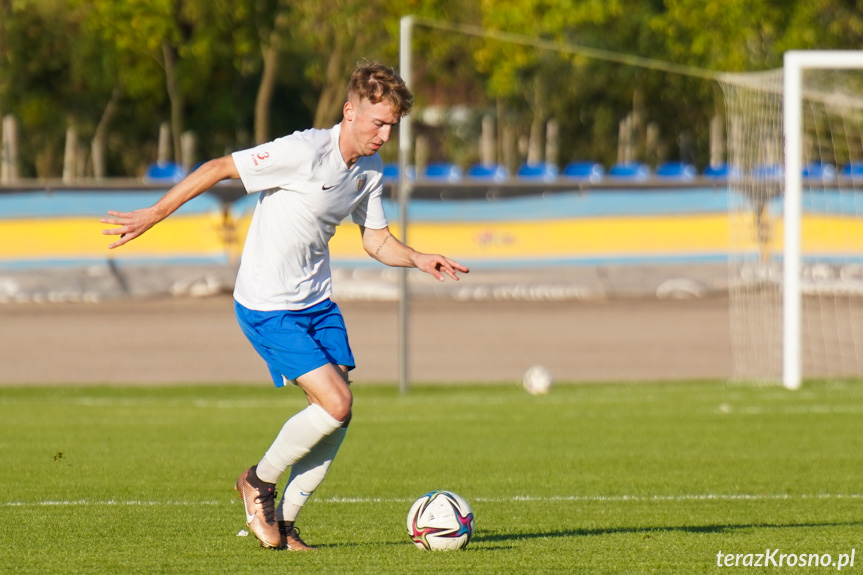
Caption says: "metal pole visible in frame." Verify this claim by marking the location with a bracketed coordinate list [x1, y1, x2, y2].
[782, 50, 863, 389]
[398, 16, 413, 394]
[781, 50, 863, 390]
[782, 52, 802, 391]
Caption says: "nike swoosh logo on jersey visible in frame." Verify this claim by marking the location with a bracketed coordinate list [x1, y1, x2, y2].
[322, 183, 338, 190]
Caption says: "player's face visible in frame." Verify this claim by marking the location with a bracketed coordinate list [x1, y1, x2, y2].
[342, 97, 401, 163]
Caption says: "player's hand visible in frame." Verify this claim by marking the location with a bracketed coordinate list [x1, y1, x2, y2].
[413, 253, 469, 282]
[100, 209, 157, 249]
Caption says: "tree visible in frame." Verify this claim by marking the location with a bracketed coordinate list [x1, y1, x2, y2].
[471, 0, 645, 167]
[5, 0, 860, 179]
[648, 0, 790, 71]
[254, 0, 291, 144]
[81, 0, 261, 167]
[780, 0, 863, 50]
[0, 0, 100, 177]
[286, 0, 389, 128]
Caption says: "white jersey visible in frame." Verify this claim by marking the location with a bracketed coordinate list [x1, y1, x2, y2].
[231, 123, 388, 311]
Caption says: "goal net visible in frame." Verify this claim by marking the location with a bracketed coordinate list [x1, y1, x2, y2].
[720, 53, 863, 385]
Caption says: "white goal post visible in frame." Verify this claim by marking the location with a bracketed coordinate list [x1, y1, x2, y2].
[783, 51, 863, 390]
[396, 20, 863, 391]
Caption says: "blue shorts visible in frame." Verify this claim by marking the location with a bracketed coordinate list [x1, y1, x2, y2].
[234, 299, 355, 387]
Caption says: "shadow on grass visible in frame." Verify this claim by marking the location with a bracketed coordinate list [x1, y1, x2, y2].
[472, 519, 863, 544]
[292, 519, 863, 551]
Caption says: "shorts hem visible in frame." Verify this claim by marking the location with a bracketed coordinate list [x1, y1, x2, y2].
[275, 361, 356, 387]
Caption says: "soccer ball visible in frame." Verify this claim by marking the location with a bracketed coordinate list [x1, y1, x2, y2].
[523, 364, 553, 395]
[406, 490, 475, 551]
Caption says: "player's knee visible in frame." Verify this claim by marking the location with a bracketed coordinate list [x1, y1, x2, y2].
[328, 403, 351, 423]
[325, 388, 352, 422]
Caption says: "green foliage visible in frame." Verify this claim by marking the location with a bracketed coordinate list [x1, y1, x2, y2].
[0, 1, 860, 177]
[780, 0, 863, 51]
[1, 381, 862, 573]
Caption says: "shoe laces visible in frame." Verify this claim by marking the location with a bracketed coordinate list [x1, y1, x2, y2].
[286, 526, 307, 545]
[280, 522, 305, 542]
[254, 486, 277, 522]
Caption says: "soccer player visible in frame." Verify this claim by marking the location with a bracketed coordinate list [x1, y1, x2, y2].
[101, 63, 468, 551]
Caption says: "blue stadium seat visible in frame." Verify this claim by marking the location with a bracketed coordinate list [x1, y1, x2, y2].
[802, 162, 836, 181]
[841, 162, 863, 177]
[752, 163, 783, 180]
[562, 161, 604, 182]
[516, 162, 559, 182]
[383, 163, 398, 181]
[702, 163, 731, 179]
[608, 162, 650, 181]
[423, 162, 463, 182]
[655, 161, 696, 181]
[466, 163, 509, 182]
[383, 163, 415, 182]
[144, 162, 186, 183]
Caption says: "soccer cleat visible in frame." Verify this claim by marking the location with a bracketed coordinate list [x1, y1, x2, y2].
[234, 466, 281, 549]
[278, 521, 317, 551]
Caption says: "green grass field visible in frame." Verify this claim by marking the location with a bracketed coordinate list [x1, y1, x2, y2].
[2, 380, 862, 574]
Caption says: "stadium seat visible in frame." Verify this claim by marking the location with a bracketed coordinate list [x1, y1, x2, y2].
[423, 162, 463, 182]
[841, 162, 863, 177]
[516, 162, 559, 182]
[383, 163, 398, 181]
[655, 161, 696, 181]
[383, 163, 415, 182]
[608, 162, 650, 181]
[562, 161, 604, 182]
[802, 162, 837, 181]
[751, 163, 783, 180]
[466, 163, 509, 182]
[144, 162, 186, 183]
[702, 163, 731, 179]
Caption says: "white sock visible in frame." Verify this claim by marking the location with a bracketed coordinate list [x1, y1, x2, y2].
[278, 426, 347, 523]
[255, 403, 343, 484]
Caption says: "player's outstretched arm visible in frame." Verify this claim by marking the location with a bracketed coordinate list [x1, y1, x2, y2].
[100, 156, 240, 249]
[360, 225, 469, 282]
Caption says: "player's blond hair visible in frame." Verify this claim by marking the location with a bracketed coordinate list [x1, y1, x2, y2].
[347, 63, 413, 117]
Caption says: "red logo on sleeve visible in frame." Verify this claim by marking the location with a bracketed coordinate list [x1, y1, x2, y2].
[251, 150, 270, 167]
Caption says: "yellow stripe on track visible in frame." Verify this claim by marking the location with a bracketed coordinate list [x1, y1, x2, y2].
[1, 212, 860, 263]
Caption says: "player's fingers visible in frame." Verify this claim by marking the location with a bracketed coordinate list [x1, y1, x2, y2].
[100, 211, 137, 248]
[106, 233, 132, 249]
[101, 210, 132, 222]
[421, 259, 445, 282]
[435, 258, 462, 282]
[101, 211, 145, 241]
[443, 257, 469, 275]
[100, 212, 130, 230]
[101, 225, 126, 236]
[450, 259, 470, 273]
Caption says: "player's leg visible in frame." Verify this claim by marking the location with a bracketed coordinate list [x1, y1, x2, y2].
[276, 366, 351, 550]
[254, 364, 349, 482]
[245, 364, 349, 550]
[235, 366, 347, 549]
[233, 299, 354, 549]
